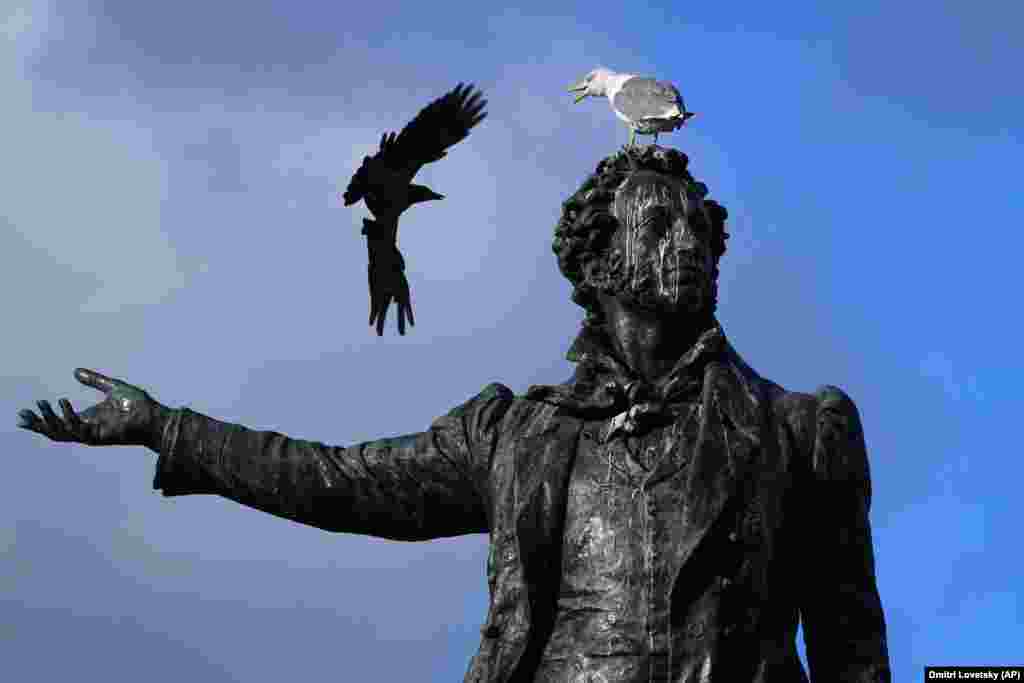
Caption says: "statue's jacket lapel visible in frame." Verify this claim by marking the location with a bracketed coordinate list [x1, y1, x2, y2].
[674, 354, 762, 581]
[466, 401, 580, 683]
[466, 347, 770, 683]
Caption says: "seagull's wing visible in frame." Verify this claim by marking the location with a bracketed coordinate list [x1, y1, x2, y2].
[612, 77, 685, 122]
[378, 82, 488, 182]
[361, 218, 415, 336]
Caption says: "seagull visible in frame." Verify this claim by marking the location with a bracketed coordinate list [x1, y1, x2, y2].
[342, 83, 487, 335]
[568, 67, 694, 146]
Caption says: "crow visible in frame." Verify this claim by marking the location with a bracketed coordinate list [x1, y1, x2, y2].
[342, 83, 487, 335]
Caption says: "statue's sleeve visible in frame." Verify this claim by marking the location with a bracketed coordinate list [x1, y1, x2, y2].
[151, 382, 515, 541]
[798, 385, 891, 682]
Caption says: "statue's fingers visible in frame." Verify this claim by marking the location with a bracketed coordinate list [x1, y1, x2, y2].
[74, 368, 118, 394]
[17, 409, 46, 434]
[36, 400, 69, 438]
[397, 300, 406, 336]
[59, 398, 87, 438]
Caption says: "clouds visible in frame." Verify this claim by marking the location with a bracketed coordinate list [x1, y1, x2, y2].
[180, 127, 249, 195]
[3, 0, 58, 64]
[3, 112, 185, 313]
[0, 0, 186, 395]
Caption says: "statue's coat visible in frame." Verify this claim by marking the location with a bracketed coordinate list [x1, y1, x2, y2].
[154, 332, 888, 682]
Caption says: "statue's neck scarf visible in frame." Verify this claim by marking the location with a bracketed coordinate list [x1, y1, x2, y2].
[525, 320, 727, 439]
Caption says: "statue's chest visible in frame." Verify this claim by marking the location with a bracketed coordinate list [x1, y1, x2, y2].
[564, 413, 695, 544]
[543, 408, 701, 660]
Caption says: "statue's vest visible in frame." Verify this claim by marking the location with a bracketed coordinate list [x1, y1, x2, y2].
[464, 356, 773, 683]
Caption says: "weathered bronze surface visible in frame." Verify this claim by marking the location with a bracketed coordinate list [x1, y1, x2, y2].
[18, 145, 890, 682]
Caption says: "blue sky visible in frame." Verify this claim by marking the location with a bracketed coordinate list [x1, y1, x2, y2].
[2, 1, 1021, 680]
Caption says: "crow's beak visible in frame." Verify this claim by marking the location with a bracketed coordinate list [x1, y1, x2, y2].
[568, 81, 588, 103]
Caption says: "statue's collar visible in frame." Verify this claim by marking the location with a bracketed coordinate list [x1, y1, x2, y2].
[565, 318, 726, 381]
[524, 319, 728, 423]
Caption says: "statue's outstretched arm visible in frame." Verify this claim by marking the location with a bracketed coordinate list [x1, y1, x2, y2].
[18, 370, 514, 541]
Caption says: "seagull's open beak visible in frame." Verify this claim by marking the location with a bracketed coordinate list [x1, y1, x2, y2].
[567, 81, 588, 103]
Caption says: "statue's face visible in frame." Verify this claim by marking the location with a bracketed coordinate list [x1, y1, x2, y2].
[604, 171, 715, 315]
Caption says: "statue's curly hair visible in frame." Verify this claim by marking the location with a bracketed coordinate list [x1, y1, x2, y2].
[552, 146, 729, 326]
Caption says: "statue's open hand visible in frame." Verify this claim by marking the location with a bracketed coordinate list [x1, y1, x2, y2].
[16, 368, 168, 449]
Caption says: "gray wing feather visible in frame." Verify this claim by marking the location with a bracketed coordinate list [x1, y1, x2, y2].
[612, 77, 684, 122]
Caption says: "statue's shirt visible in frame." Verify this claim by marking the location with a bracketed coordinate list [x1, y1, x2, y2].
[535, 402, 705, 683]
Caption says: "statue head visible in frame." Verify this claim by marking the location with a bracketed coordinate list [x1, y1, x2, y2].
[552, 146, 729, 327]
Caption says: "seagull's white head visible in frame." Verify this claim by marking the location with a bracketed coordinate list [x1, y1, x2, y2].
[568, 66, 616, 102]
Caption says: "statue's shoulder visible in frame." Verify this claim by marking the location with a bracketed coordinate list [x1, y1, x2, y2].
[769, 381, 870, 485]
[431, 381, 558, 440]
[726, 345, 869, 483]
[725, 344, 855, 438]
[769, 383, 818, 446]
[430, 382, 516, 432]
[476, 382, 516, 403]
[719, 343, 808, 422]
[808, 385, 870, 485]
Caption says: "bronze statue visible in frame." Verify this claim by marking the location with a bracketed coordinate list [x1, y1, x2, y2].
[342, 83, 487, 336]
[18, 145, 890, 682]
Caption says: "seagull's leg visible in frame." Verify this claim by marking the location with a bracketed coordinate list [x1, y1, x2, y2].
[628, 128, 636, 147]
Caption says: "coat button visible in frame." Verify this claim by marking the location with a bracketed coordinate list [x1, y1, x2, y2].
[719, 576, 732, 589]
[728, 531, 738, 542]
[504, 548, 516, 562]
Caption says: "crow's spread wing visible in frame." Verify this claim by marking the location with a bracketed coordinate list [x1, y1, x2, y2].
[380, 82, 487, 178]
[342, 83, 487, 207]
